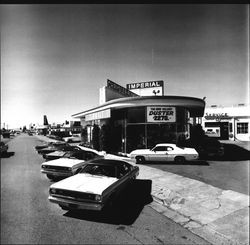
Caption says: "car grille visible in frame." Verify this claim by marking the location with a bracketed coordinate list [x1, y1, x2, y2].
[42, 165, 70, 171]
[53, 189, 96, 201]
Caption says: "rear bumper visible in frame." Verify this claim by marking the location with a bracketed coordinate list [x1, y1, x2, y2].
[48, 196, 104, 211]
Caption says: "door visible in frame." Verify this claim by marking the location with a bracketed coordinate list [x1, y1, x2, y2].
[149, 145, 169, 161]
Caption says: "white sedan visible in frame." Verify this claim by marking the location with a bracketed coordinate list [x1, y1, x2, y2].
[41, 158, 88, 181]
[129, 143, 199, 164]
[48, 158, 139, 211]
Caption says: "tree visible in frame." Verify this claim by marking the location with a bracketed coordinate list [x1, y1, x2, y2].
[99, 124, 112, 152]
[92, 124, 100, 151]
[190, 124, 205, 146]
[81, 127, 88, 144]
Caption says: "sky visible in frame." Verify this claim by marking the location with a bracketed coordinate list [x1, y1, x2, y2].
[1, 4, 249, 129]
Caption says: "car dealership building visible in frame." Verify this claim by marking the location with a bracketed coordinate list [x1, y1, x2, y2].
[72, 79, 205, 153]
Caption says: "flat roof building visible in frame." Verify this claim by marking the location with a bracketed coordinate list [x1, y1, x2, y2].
[72, 80, 205, 153]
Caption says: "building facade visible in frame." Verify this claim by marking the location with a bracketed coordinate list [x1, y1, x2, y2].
[72, 80, 205, 153]
[201, 104, 250, 142]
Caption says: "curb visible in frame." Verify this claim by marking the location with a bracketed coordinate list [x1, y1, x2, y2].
[138, 165, 249, 245]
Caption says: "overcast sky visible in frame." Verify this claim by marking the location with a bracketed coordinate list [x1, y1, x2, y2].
[1, 4, 249, 129]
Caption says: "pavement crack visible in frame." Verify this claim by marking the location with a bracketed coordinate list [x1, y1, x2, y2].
[209, 198, 222, 211]
[118, 227, 144, 244]
[154, 236, 165, 244]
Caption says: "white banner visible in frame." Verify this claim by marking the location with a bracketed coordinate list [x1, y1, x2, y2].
[147, 106, 176, 122]
[85, 109, 111, 121]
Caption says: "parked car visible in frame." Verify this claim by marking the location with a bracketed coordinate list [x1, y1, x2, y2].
[35, 141, 60, 151]
[48, 158, 139, 211]
[47, 135, 63, 141]
[41, 158, 88, 181]
[0, 142, 8, 156]
[129, 143, 199, 164]
[63, 134, 81, 143]
[37, 142, 73, 155]
[43, 145, 101, 161]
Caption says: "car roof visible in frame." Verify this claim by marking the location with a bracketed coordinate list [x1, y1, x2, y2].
[155, 143, 176, 147]
[76, 145, 101, 155]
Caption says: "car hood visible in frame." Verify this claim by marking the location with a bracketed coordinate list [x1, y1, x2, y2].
[42, 158, 85, 168]
[130, 149, 152, 155]
[50, 173, 118, 195]
[46, 151, 65, 157]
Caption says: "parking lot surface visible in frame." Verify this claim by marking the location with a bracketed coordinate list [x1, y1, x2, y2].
[27, 135, 250, 244]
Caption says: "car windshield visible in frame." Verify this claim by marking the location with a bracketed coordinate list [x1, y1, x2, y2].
[81, 164, 116, 178]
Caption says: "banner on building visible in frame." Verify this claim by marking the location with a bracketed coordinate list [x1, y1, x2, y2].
[85, 109, 111, 121]
[147, 106, 176, 122]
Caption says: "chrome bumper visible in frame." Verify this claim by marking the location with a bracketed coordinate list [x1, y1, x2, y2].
[41, 170, 72, 177]
[48, 196, 103, 211]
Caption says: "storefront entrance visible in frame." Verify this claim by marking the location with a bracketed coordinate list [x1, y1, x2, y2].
[126, 123, 177, 153]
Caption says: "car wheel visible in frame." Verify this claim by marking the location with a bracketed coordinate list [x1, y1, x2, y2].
[135, 156, 145, 164]
[174, 156, 186, 164]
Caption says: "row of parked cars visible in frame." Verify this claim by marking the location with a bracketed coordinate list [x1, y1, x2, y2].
[36, 135, 224, 212]
[36, 140, 139, 211]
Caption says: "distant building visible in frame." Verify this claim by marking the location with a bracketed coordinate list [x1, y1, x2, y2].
[201, 104, 250, 141]
[49, 120, 82, 135]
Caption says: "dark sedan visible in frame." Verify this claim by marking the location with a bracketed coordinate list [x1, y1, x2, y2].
[43, 146, 101, 161]
[35, 141, 62, 151]
[38, 143, 75, 156]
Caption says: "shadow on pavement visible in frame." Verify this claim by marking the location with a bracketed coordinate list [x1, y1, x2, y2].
[63, 179, 153, 225]
[0, 152, 15, 158]
[144, 160, 209, 166]
[205, 143, 250, 161]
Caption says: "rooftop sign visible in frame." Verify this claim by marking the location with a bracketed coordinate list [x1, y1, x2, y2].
[126, 80, 164, 96]
[107, 79, 138, 97]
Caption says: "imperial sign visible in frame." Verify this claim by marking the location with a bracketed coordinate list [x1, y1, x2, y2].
[126, 80, 164, 96]
[127, 80, 164, 90]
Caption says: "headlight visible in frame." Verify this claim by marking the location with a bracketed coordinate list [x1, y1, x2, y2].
[95, 195, 102, 202]
[50, 188, 56, 194]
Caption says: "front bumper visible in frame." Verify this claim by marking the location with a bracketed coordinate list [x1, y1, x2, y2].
[41, 169, 72, 177]
[48, 196, 104, 211]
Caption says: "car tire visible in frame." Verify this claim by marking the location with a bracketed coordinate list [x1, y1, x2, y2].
[135, 156, 145, 164]
[174, 156, 186, 164]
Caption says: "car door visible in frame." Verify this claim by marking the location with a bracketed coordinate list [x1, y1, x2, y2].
[148, 146, 169, 161]
[165, 146, 176, 161]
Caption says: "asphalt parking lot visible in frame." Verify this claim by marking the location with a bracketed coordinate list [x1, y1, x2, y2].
[2, 134, 249, 245]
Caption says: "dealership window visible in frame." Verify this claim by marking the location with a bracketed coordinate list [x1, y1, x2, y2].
[237, 123, 248, 134]
[127, 107, 145, 123]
